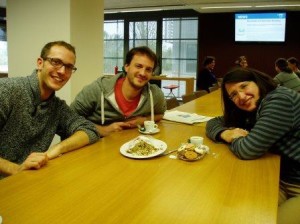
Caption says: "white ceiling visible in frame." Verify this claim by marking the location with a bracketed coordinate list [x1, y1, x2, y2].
[104, 0, 300, 13]
[1, 0, 299, 13]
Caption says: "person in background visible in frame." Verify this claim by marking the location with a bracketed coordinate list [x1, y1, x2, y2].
[287, 57, 300, 78]
[234, 56, 248, 68]
[196, 56, 217, 92]
[206, 67, 300, 224]
[0, 41, 100, 178]
[274, 57, 300, 92]
[152, 56, 161, 76]
[70, 46, 166, 137]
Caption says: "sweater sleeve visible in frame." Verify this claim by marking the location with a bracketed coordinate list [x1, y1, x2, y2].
[205, 116, 228, 142]
[0, 80, 12, 130]
[70, 81, 101, 117]
[230, 93, 294, 160]
[151, 84, 167, 114]
[57, 101, 100, 144]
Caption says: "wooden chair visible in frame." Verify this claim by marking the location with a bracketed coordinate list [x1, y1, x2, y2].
[217, 78, 223, 86]
[194, 90, 208, 98]
[166, 97, 180, 110]
[182, 93, 197, 104]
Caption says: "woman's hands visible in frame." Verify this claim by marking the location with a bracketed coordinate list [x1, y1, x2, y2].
[220, 128, 249, 143]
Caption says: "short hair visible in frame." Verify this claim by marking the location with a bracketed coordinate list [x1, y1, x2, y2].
[203, 56, 215, 66]
[221, 67, 277, 128]
[287, 57, 300, 67]
[275, 58, 292, 73]
[40, 41, 76, 59]
[125, 46, 158, 70]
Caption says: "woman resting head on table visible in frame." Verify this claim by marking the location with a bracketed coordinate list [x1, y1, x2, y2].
[205, 67, 300, 224]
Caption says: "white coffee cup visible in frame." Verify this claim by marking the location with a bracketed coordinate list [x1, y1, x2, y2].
[189, 136, 204, 147]
[144, 121, 158, 132]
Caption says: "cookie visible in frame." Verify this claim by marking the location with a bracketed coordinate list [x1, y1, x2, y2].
[184, 143, 195, 150]
[184, 150, 198, 160]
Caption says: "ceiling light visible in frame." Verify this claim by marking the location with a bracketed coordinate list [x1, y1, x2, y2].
[201, 6, 252, 9]
[255, 4, 300, 8]
[105, 8, 163, 13]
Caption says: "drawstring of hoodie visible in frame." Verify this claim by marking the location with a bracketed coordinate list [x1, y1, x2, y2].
[100, 84, 154, 125]
[101, 92, 105, 125]
[148, 83, 154, 121]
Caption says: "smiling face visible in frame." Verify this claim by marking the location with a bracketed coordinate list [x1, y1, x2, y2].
[225, 81, 260, 112]
[37, 45, 76, 100]
[124, 53, 154, 90]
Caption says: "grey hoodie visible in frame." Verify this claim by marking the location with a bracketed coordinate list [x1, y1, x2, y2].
[70, 73, 166, 125]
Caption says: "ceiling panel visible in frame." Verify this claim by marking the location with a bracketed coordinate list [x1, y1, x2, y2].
[104, 0, 184, 9]
[104, 0, 300, 13]
[1, 0, 299, 13]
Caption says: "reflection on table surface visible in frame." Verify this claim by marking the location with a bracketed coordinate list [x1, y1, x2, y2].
[0, 90, 280, 224]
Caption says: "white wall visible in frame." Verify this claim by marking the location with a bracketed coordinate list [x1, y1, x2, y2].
[7, 0, 103, 104]
[7, 0, 103, 145]
[70, 1, 103, 101]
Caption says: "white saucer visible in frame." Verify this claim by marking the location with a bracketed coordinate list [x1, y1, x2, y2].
[139, 128, 160, 135]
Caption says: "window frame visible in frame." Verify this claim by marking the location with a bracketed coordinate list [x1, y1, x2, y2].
[104, 10, 200, 98]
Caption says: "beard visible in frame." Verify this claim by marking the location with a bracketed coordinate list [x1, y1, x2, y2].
[127, 75, 148, 90]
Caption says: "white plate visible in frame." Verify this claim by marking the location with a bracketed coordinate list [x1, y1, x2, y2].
[195, 145, 209, 153]
[120, 136, 167, 159]
[139, 128, 160, 135]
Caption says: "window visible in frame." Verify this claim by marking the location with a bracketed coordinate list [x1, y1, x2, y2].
[0, 23, 7, 73]
[129, 21, 157, 52]
[162, 18, 198, 97]
[103, 20, 124, 74]
[104, 10, 199, 98]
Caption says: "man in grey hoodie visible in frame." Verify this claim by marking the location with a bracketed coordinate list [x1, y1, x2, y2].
[70, 46, 167, 137]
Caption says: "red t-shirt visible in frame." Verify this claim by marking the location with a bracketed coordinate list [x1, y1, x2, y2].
[115, 78, 141, 117]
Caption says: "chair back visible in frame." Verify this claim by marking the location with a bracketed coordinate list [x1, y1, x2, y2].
[182, 93, 197, 103]
[194, 90, 208, 98]
[209, 85, 219, 92]
[166, 97, 180, 110]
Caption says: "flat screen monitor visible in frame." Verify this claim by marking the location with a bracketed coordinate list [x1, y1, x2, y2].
[235, 12, 286, 42]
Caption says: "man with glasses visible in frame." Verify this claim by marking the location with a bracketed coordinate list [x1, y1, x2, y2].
[70, 46, 166, 137]
[0, 41, 99, 178]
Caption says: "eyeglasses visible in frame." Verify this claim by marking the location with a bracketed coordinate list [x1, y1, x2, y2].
[228, 82, 250, 102]
[44, 57, 77, 73]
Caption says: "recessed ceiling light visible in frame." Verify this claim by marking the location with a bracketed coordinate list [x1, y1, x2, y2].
[201, 6, 252, 9]
[255, 4, 300, 7]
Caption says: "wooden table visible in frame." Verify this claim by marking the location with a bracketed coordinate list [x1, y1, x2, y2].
[174, 88, 223, 117]
[0, 90, 280, 224]
[151, 76, 195, 95]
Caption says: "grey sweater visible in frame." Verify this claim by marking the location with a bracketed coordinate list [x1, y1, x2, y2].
[70, 73, 166, 125]
[206, 86, 300, 184]
[0, 71, 99, 165]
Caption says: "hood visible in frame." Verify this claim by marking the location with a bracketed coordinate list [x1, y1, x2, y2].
[99, 73, 154, 124]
